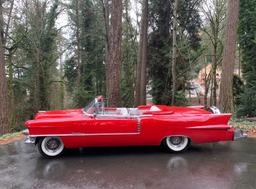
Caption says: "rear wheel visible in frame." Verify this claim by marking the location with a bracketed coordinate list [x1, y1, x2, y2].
[38, 137, 64, 158]
[163, 136, 189, 152]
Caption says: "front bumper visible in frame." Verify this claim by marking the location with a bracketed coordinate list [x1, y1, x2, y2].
[234, 128, 247, 140]
[22, 129, 36, 144]
[24, 136, 36, 144]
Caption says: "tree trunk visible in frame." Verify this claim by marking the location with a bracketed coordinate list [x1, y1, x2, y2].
[135, 0, 148, 106]
[7, 53, 15, 126]
[0, 42, 9, 135]
[106, 0, 122, 107]
[219, 0, 239, 113]
[102, 0, 109, 97]
[204, 64, 208, 107]
[5, 0, 15, 129]
[0, 0, 10, 134]
[212, 47, 217, 106]
[171, 0, 178, 105]
[102, 0, 109, 52]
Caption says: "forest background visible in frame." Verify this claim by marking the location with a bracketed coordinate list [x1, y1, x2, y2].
[0, 0, 255, 135]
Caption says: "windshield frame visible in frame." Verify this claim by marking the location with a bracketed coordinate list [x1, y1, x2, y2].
[83, 96, 105, 115]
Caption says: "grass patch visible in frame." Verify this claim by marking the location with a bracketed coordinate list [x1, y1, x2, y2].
[0, 132, 22, 140]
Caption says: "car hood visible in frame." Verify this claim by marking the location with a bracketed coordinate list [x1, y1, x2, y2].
[34, 109, 84, 119]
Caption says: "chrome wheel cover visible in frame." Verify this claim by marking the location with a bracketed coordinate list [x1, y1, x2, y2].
[166, 136, 189, 152]
[41, 137, 64, 157]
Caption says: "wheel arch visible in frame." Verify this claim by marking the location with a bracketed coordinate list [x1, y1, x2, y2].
[35, 136, 66, 145]
[35, 137, 43, 145]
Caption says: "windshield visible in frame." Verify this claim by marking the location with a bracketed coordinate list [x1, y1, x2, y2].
[83, 99, 96, 114]
[83, 96, 105, 114]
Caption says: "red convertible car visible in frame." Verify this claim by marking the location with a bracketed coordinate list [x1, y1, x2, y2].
[23, 96, 246, 158]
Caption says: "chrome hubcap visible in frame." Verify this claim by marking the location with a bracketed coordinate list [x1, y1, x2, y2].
[170, 137, 183, 145]
[41, 137, 64, 156]
[166, 136, 189, 152]
[46, 138, 61, 151]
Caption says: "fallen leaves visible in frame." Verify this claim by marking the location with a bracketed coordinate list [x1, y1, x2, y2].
[230, 120, 256, 137]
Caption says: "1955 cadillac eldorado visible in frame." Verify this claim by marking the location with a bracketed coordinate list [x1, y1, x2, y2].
[23, 96, 247, 158]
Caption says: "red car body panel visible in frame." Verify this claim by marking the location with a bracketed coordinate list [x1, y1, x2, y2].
[25, 97, 236, 149]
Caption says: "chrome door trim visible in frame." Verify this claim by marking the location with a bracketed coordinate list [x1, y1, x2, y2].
[29, 132, 140, 137]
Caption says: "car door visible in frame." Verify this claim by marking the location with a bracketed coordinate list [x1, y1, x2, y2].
[78, 115, 141, 146]
[85, 115, 140, 134]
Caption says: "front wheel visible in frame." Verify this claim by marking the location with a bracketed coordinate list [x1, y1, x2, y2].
[37, 137, 64, 158]
[163, 136, 189, 152]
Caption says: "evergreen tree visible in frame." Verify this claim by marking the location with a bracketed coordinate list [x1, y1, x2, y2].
[121, 0, 138, 107]
[237, 0, 256, 117]
[65, 0, 105, 107]
[148, 0, 171, 104]
[16, 0, 60, 113]
[148, 0, 201, 105]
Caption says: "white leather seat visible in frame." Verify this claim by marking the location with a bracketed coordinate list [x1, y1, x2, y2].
[117, 108, 129, 116]
[150, 106, 160, 111]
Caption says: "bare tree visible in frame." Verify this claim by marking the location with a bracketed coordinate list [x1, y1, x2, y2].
[219, 0, 239, 112]
[200, 0, 226, 106]
[4, 0, 14, 44]
[135, 0, 148, 106]
[105, 0, 122, 107]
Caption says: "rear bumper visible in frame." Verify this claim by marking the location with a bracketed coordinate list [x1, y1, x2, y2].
[234, 129, 247, 140]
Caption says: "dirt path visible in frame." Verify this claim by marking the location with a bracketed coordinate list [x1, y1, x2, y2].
[0, 133, 25, 145]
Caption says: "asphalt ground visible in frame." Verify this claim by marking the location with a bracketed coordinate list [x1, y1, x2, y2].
[0, 138, 255, 189]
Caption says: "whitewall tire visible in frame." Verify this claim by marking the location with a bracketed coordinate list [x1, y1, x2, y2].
[164, 136, 189, 152]
[38, 137, 64, 158]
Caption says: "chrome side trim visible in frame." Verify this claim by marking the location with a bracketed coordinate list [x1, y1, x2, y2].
[140, 115, 153, 117]
[137, 118, 141, 133]
[95, 114, 152, 118]
[29, 132, 140, 137]
[188, 125, 232, 130]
